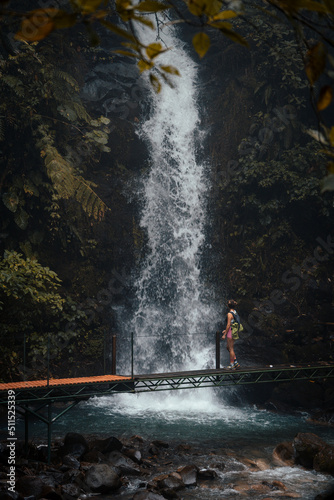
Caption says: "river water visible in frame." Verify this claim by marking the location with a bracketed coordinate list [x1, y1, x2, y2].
[17, 388, 334, 499]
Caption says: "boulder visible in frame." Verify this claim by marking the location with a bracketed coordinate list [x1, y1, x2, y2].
[16, 476, 53, 499]
[156, 473, 184, 491]
[84, 463, 121, 493]
[198, 468, 218, 479]
[107, 450, 141, 475]
[314, 445, 334, 475]
[308, 409, 334, 426]
[81, 449, 105, 463]
[62, 455, 80, 469]
[273, 441, 295, 466]
[314, 483, 334, 499]
[92, 436, 123, 453]
[61, 483, 81, 498]
[0, 492, 19, 500]
[177, 465, 198, 486]
[123, 447, 142, 464]
[62, 433, 89, 458]
[151, 440, 169, 449]
[293, 433, 327, 468]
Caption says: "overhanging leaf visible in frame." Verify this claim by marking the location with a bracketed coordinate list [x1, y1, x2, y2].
[305, 42, 327, 85]
[211, 9, 237, 20]
[99, 19, 136, 42]
[72, 0, 104, 13]
[15, 9, 59, 42]
[149, 73, 161, 93]
[192, 32, 210, 59]
[14, 209, 29, 230]
[214, 24, 248, 46]
[2, 192, 19, 213]
[317, 85, 333, 111]
[160, 65, 180, 76]
[321, 173, 334, 193]
[146, 42, 164, 59]
[138, 59, 154, 72]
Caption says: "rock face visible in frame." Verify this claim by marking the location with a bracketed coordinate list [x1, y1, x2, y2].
[1, 431, 333, 500]
[62, 432, 89, 458]
[313, 445, 334, 475]
[274, 432, 334, 476]
[293, 432, 328, 468]
[273, 441, 295, 466]
[177, 464, 198, 485]
[84, 463, 122, 493]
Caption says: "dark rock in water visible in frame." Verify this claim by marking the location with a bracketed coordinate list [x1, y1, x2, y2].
[198, 468, 218, 479]
[62, 455, 80, 469]
[43, 489, 65, 500]
[107, 450, 141, 475]
[272, 441, 295, 466]
[151, 440, 169, 449]
[62, 433, 89, 458]
[81, 449, 105, 463]
[155, 473, 184, 491]
[177, 465, 198, 486]
[61, 483, 81, 498]
[293, 432, 327, 468]
[84, 463, 121, 493]
[315, 483, 334, 499]
[16, 476, 52, 499]
[123, 447, 142, 464]
[308, 409, 334, 427]
[92, 436, 123, 453]
[0, 491, 19, 500]
[133, 491, 166, 500]
[62, 468, 83, 484]
[148, 445, 160, 456]
[314, 445, 334, 475]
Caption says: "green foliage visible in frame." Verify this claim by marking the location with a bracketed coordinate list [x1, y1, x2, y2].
[220, 135, 333, 326]
[0, 33, 113, 267]
[37, 126, 109, 219]
[0, 251, 86, 380]
[0, 250, 63, 311]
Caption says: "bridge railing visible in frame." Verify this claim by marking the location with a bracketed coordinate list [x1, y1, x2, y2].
[8, 328, 229, 382]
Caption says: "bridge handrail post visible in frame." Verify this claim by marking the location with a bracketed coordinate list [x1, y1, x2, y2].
[47, 333, 50, 386]
[131, 331, 134, 379]
[23, 332, 26, 381]
[112, 335, 116, 375]
[216, 331, 220, 369]
[103, 329, 106, 375]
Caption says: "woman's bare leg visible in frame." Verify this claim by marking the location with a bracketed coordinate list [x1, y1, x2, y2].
[226, 338, 236, 364]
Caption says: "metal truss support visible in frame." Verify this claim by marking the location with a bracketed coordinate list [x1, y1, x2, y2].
[17, 399, 85, 464]
[133, 365, 334, 392]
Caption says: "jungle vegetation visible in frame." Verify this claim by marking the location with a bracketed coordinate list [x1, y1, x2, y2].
[0, 0, 334, 381]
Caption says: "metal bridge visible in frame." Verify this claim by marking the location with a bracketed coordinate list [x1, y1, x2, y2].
[1, 362, 333, 462]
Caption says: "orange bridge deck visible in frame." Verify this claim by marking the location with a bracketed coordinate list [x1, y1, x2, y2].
[0, 374, 132, 391]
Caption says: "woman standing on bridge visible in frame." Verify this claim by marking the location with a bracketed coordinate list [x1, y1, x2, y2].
[222, 299, 240, 369]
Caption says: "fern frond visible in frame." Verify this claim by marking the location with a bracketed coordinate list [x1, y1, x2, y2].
[41, 141, 109, 219]
[52, 70, 80, 92]
[70, 100, 92, 123]
[2, 75, 25, 96]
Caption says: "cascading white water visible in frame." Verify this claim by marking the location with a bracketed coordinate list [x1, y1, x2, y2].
[131, 20, 220, 373]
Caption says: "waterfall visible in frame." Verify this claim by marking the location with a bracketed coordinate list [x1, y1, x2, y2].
[128, 20, 220, 374]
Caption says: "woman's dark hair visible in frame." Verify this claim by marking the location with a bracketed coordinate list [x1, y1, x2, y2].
[228, 299, 237, 309]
